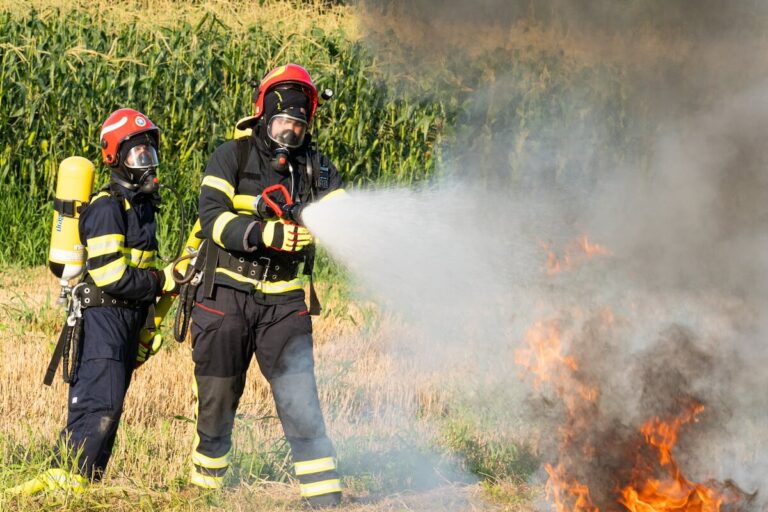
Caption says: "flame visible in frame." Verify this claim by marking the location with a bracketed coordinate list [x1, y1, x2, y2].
[515, 309, 745, 512]
[620, 404, 726, 512]
[577, 236, 612, 257]
[514, 320, 598, 413]
[546, 463, 600, 512]
[543, 235, 612, 275]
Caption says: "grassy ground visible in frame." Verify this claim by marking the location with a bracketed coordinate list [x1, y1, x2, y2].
[0, 267, 538, 511]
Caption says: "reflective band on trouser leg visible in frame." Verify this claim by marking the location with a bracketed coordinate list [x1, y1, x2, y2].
[192, 448, 231, 469]
[295, 457, 337, 476]
[190, 374, 229, 489]
[300, 479, 342, 498]
[190, 467, 224, 489]
[190, 432, 229, 489]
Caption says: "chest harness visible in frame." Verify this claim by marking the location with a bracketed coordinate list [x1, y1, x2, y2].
[172, 138, 330, 342]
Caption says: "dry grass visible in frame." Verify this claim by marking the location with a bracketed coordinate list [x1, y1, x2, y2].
[0, 267, 537, 511]
[2, 0, 360, 38]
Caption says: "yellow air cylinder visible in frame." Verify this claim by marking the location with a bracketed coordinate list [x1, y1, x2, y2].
[48, 156, 95, 283]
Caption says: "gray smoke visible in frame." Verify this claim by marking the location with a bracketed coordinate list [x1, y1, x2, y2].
[306, 0, 768, 506]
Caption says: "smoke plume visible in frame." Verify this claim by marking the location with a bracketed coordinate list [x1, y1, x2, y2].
[306, 0, 768, 507]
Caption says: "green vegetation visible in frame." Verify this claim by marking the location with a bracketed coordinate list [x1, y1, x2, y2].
[0, 4, 448, 265]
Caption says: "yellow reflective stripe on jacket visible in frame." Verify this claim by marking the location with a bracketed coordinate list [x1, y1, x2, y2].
[89, 258, 127, 287]
[299, 479, 342, 497]
[202, 175, 235, 200]
[295, 457, 336, 476]
[92, 191, 111, 201]
[232, 194, 259, 214]
[123, 199, 132, 211]
[189, 468, 224, 489]
[192, 450, 231, 470]
[123, 248, 156, 268]
[87, 234, 125, 258]
[212, 212, 238, 246]
[215, 268, 304, 293]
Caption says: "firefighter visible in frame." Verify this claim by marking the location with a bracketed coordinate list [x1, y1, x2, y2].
[7, 108, 176, 495]
[190, 64, 344, 508]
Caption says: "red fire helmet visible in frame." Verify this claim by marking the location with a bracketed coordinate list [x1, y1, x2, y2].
[236, 64, 319, 131]
[100, 108, 159, 166]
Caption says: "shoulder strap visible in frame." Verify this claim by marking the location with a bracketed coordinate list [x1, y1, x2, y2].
[302, 144, 330, 203]
[236, 137, 253, 185]
[314, 149, 330, 191]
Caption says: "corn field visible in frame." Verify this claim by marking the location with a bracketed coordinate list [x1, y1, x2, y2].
[0, 2, 450, 265]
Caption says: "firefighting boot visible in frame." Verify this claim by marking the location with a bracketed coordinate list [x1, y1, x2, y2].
[4, 468, 88, 496]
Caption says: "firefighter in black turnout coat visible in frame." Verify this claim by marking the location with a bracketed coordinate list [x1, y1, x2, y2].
[190, 64, 344, 508]
[7, 109, 176, 494]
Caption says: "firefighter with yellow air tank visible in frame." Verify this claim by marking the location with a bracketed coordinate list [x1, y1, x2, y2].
[188, 63, 345, 508]
[7, 108, 178, 495]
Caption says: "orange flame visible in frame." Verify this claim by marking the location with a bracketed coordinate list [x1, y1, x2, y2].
[546, 463, 600, 512]
[543, 235, 612, 275]
[514, 320, 598, 413]
[515, 311, 741, 512]
[620, 404, 725, 512]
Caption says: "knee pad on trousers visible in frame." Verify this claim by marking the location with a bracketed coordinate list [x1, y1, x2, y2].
[195, 374, 245, 440]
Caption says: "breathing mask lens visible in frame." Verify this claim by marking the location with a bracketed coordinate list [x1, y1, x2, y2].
[124, 144, 159, 170]
[267, 114, 307, 149]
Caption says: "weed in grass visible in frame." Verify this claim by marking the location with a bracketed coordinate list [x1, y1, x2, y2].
[0, 289, 63, 338]
[438, 414, 539, 482]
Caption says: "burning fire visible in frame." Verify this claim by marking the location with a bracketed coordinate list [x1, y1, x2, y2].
[543, 235, 612, 275]
[620, 403, 725, 512]
[513, 238, 753, 512]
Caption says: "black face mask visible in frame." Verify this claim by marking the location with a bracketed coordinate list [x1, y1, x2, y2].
[114, 135, 160, 193]
[256, 118, 293, 174]
[134, 169, 160, 194]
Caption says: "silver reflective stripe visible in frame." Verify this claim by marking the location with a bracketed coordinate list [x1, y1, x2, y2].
[295, 457, 336, 476]
[299, 479, 342, 497]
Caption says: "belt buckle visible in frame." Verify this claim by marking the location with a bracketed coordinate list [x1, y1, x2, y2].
[257, 256, 271, 282]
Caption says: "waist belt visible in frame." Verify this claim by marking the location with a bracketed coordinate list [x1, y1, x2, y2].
[77, 284, 142, 308]
[216, 250, 301, 283]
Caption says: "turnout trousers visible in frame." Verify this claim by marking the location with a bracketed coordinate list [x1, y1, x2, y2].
[190, 285, 341, 507]
[56, 305, 144, 480]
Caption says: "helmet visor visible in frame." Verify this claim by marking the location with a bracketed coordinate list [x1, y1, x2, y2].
[124, 144, 159, 169]
[267, 114, 308, 148]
